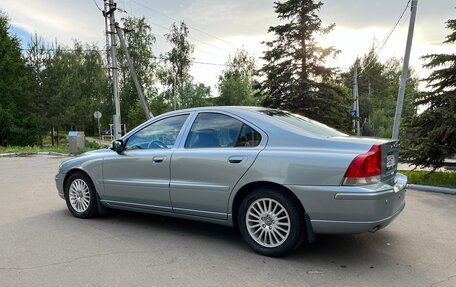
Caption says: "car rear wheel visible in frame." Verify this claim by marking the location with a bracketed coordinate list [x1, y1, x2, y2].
[64, 172, 99, 218]
[238, 187, 305, 257]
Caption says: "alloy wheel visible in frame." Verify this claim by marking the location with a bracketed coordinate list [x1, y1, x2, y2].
[245, 198, 291, 248]
[68, 179, 91, 213]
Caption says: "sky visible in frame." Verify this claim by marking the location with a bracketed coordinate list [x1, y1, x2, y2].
[2, 0, 455, 92]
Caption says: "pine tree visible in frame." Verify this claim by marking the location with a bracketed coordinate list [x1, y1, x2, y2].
[402, 19, 456, 169]
[259, 0, 351, 131]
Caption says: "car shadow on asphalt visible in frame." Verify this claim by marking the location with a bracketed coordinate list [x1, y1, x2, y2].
[57, 207, 397, 263]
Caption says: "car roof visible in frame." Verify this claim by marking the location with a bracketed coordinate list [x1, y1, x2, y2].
[159, 106, 274, 120]
[164, 106, 266, 113]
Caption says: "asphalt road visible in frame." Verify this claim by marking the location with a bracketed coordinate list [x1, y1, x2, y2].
[1, 156, 455, 287]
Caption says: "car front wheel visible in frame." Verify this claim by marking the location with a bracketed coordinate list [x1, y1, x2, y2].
[64, 172, 99, 218]
[238, 188, 305, 257]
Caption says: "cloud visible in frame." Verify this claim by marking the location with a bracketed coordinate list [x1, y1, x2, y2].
[2, 0, 454, 89]
[3, 0, 104, 46]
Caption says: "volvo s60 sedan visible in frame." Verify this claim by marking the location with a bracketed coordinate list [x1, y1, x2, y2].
[55, 106, 407, 256]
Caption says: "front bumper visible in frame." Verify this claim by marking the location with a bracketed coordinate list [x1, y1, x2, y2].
[286, 173, 407, 234]
[55, 173, 65, 199]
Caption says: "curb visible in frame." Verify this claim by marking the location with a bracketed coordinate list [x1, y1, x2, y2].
[0, 152, 71, 157]
[408, 184, 456, 195]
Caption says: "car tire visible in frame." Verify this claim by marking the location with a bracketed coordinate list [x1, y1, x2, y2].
[238, 187, 305, 257]
[64, 172, 99, 218]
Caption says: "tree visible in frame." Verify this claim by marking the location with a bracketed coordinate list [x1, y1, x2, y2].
[179, 82, 211, 108]
[0, 11, 38, 146]
[25, 34, 51, 145]
[402, 19, 456, 170]
[217, 49, 258, 106]
[259, 0, 351, 131]
[343, 47, 418, 137]
[37, 42, 109, 142]
[118, 16, 158, 127]
[162, 21, 194, 110]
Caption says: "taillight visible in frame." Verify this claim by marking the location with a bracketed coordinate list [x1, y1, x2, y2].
[343, 145, 382, 185]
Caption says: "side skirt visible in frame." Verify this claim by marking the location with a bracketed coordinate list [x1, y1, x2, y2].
[100, 200, 233, 227]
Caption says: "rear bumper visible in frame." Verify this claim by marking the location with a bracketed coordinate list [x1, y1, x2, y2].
[310, 202, 404, 234]
[286, 173, 407, 234]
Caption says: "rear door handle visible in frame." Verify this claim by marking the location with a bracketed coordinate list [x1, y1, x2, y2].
[228, 156, 245, 164]
[153, 156, 166, 163]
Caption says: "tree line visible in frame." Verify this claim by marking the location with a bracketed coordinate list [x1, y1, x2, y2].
[0, 1, 454, 169]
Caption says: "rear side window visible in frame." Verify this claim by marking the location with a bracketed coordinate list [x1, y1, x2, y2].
[259, 109, 346, 137]
[185, 113, 261, 148]
[236, 124, 261, 147]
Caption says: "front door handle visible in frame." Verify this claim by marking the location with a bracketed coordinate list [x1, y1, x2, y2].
[228, 156, 245, 164]
[153, 156, 166, 163]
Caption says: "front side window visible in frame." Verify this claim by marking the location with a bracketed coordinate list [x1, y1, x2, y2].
[185, 113, 261, 148]
[125, 114, 188, 150]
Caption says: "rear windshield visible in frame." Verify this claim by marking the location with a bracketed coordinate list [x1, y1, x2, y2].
[259, 109, 347, 138]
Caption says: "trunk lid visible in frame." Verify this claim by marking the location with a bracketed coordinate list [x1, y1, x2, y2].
[330, 136, 399, 185]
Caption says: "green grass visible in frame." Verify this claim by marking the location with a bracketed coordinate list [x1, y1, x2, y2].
[0, 140, 104, 155]
[0, 145, 69, 154]
[399, 170, 456, 189]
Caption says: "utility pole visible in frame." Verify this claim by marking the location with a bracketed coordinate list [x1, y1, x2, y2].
[106, 0, 122, 139]
[103, 1, 111, 82]
[172, 75, 177, 111]
[368, 79, 371, 123]
[352, 63, 361, 136]
[115, 24, 153, 120]
[392, 0, 418, 140]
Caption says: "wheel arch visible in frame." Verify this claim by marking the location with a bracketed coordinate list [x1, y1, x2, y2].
[231, 181, 316, 243]
[63, 168, 93, 191]
[231, 181, 306, 227]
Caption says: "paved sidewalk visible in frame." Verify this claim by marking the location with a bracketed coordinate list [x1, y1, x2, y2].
[408, 184, 456, 195]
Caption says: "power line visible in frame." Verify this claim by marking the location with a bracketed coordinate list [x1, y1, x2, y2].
[358, 0, 411, 77]
[147, 20, 228, 54]
[129, 0, 236, 48]
[20, 48, 105, 52]
[193, 61, 227, 67]
[376, 0, 411, 57]
[21, 42, 227, 67]
[93, 0, 103, 12]
[119, 4, 233, 59]
[120, 9, 228, 59]
[148, 25, 224, 59]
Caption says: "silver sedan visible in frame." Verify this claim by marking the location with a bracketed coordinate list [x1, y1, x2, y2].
[55, 106, 407, 256]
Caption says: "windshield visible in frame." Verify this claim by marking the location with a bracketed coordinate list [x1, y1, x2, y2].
[259, 109, 347, 137]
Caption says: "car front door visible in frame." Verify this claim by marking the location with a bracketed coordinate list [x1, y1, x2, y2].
[102, 114, 190, 212]
[170, 112, 265, 219]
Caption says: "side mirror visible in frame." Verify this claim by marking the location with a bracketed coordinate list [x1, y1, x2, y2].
[110, 139, 125, 153]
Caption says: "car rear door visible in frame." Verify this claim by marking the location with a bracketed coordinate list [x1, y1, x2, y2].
[170, 112, 266, 219]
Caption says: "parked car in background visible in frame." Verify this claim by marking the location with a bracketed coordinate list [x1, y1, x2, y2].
[55, 106, 407, 256]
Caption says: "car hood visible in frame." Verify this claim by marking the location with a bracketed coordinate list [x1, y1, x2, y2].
[59, 148, 113, 174]
[79, 148, 112, 156]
